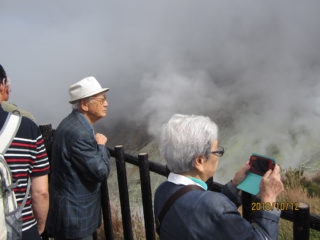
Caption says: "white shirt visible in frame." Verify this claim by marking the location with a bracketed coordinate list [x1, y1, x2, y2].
[167, 172, 206, 190]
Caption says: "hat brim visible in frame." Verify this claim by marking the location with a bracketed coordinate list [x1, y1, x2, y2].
[69, 88, 109, 104]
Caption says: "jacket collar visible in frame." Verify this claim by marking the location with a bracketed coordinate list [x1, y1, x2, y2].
[72, 109, 94, 133]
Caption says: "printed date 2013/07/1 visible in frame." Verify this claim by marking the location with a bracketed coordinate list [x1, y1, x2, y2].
[251, 202, 299, 211]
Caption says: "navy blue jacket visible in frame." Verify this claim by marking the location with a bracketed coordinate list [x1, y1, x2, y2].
[46, 110, 110, 238]
[154, 181, 280, 240]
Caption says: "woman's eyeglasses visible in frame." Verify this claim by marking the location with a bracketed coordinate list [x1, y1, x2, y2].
[211, 146, 224, 157]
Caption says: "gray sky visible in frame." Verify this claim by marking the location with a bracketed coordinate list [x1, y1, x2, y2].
[1, 0, 320, 173]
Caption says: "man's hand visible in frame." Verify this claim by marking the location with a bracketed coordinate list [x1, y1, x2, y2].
[95, 133, 107, 145]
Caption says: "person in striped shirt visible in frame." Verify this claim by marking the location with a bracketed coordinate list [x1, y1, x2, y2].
[0, 64, 50, 240]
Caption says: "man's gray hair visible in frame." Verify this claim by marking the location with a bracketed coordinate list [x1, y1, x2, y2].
[72, 101, 80, 110]
[72, 97, 93, 110]
[159, 114, 218, 173]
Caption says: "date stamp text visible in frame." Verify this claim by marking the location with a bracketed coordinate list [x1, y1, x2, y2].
[251, 202, 300, 211]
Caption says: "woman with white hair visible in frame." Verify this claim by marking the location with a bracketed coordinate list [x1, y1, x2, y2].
[154, 114, 284, 239]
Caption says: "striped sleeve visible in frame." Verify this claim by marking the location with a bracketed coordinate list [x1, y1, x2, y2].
[4, 117, 50, 231]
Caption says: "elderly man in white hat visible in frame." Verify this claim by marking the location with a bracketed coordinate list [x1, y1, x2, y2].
[47, 76, 110, 240]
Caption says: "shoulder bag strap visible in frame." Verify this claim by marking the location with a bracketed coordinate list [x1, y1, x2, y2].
[0, 110, 22, 194]
[0, 110, 22, 154]
[0, 110, 30, 214]
[156, 184, 204, 234]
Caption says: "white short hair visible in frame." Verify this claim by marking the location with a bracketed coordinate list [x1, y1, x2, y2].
[159, 114, 218, 173]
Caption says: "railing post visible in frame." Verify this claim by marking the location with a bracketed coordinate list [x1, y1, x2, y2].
[138, 153, 156, 240]
[39, 124, 54, 159]
[206, 177, 222, 192]
[101, 179, 114, 240]
[242, 192, 253, 222]
[115, 145, 134, 240]
[39, 124, 54, 240]
[293, 202, 310, 240]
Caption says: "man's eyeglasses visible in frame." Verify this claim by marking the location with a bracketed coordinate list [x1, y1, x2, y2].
[89, 95, 107, 105]
[211, 146, 224, 157]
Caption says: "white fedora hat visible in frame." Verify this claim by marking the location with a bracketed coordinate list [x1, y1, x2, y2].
[69, 76, 109, 104]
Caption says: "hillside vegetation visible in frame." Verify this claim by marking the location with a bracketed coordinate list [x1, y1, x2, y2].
[278, 170, 320, 240]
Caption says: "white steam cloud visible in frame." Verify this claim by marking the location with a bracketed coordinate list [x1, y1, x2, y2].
[1, 0, 320, 180]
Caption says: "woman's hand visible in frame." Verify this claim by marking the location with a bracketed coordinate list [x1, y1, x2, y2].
[259, 164, 284, 203]
[231, 162, 250, 187]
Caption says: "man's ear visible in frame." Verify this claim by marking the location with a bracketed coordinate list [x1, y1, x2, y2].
[4, 84, 9, 95]
[79, 99, 89, 112]
[0, 78, 5, 93]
